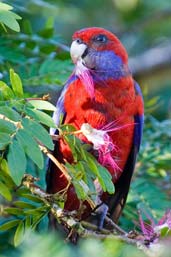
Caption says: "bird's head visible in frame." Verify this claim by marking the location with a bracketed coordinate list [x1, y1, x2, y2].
[71, 27, 129, 76]
[70, 27, 130, 98]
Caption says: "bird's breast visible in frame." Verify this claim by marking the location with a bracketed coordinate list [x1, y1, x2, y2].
[63, 77, 136, 173]
[64, 77, 135, 125]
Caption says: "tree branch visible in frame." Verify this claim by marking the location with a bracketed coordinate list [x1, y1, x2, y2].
[129, 43, 171, 77]
[20, 174, 152, 255]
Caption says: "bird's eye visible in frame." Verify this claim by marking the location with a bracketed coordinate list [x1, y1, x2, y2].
[93, 34, 108, 43]
[75, 38, 82, 44]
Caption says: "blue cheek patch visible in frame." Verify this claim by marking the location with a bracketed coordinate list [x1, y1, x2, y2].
[91, 50, 130, 81]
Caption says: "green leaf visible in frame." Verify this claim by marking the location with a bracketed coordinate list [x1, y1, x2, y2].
[29, 100, 56, 111]
[97, 164, 115, 194]
[0, 10, 21, 32]
[24, 206, 49, 215]
[0, 132, 11, 150]
[0, 119, 16, 134]
[24, 217, 32, 239]
[0, 159, 16, 188]
[31, 212, 48, 229]
[25, 107, 56, 128]
[83, 163, 96, 196]
[0, 172, 15, 190]
[87, 154, 114, 194]
[14, 201, 36, 209]
[0, 106, 21, 121]
[0, 81, 14, 100]
[0, 158, 11, 175]
[0, 21, 7, 32]
[25, 216, 32, 230]
[0, 180, 12, 201]
[21, 194, 44, 203]
[160, 226, 171, 237]
[10, 69, 23, 97]
[22, 118, 54, 150]
[72, 180, 88, 200]
[0, 3, 13, 11]
[14, 221, 25, 247]
[66, 162, 89, 200]
[7, 139, 26, 185]
[5, 207, 24, 216]
[64, 135, 78, 162]
[16, 129, 44, 169]
[0, 219, 20, 231]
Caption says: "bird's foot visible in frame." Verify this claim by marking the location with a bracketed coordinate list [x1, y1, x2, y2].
[95, 203, 109, 230]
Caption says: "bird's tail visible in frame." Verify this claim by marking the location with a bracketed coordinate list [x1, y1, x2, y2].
[108, 145, 137, 223]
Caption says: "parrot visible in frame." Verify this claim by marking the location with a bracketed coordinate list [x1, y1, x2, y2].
[46, 27, 144, 229]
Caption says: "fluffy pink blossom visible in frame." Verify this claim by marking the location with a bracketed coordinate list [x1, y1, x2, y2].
[138, 209, 171, 242]
[80, 121, 125, 179]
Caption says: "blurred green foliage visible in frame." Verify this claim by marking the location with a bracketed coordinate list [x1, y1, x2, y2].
[0, 1, 171, 256]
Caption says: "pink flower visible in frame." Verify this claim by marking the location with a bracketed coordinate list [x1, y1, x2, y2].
[80, 121, 128, 179]
[138, 209, 171, 242]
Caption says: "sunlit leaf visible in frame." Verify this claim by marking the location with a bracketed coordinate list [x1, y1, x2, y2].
[0, 220, 20, 231]
[0, 2, 13, 11]
[5, 207, 24, 216]
[10, 69, 23, 97]
[14, 221, 25, 247]
[0, 81, 14, 100]
[28, 100, 56, 111]
[14, 201, 37, 209]
[0, 9, 21, 32]
[0, 180, 12, 201]
[21, 194, 44, 203]
[25, 107, 56, 128]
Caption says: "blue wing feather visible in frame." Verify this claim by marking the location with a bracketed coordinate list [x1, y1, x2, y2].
[134, 114, 144, 152]
[133, 81, 144, 152]
[50, 74, 77, 135]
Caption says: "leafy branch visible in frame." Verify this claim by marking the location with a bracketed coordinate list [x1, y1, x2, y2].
[17, 174, 149, 249]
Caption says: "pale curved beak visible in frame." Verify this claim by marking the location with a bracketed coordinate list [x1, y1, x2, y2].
[70, 40, 87, 64]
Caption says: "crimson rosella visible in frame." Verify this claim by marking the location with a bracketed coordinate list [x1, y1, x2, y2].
[46, 27, 144, 228]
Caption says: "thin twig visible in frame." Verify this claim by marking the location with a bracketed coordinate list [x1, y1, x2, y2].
[26, 94, 51, 101]
[105, 216, 127, 235]
[39, 145, 72, 182]
[81, 221, 111, 235]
